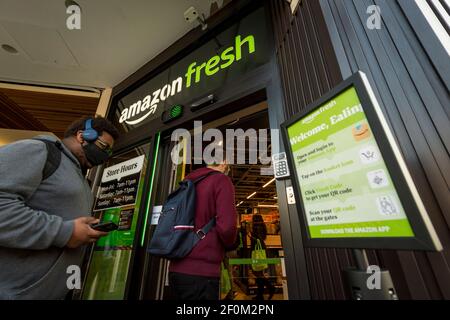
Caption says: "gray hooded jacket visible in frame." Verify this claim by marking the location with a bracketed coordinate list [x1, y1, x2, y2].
[0, 135, 93, 299]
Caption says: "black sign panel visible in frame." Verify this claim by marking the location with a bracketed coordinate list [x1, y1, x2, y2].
[94, 172, 140, 211]
[110, 7, 271, 133]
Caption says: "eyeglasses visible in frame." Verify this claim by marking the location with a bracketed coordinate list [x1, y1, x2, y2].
[95, 138, 113, 156]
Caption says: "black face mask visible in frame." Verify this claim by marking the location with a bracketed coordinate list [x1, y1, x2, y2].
[82, 142, 110, 166]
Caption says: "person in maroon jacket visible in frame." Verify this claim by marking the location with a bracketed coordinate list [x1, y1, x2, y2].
[169, 161, 237, 300]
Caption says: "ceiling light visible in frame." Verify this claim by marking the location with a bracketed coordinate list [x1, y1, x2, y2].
[227, 118, 240, 126]
[237, 201, 244, 207]
[247, 192, 256, 199]
[1, 44, 19, 54]
[263, 178, 276, 188]
[257, 204, 279, 208]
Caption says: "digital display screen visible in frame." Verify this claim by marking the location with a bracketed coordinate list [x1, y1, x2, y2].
[286, 86, 415, 239]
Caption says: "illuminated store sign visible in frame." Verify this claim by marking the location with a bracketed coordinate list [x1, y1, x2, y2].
[119, 35, 256, 125]
[113, 7, 270, 130]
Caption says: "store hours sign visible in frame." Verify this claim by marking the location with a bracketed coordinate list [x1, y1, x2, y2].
[93, 155, 145, 211]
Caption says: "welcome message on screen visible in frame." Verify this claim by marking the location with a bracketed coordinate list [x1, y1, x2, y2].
[287, 86, 414, 238]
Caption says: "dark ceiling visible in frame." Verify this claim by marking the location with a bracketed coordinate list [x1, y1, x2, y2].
[0, 87, 99, 138]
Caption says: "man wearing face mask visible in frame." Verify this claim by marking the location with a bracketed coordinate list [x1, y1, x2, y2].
[0, 116, 119, 300]
[169, 157, 237, 300]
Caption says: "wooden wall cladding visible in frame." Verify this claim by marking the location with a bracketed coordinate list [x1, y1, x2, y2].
[270, 0, 450, 299]
[0, 88, 99, 138]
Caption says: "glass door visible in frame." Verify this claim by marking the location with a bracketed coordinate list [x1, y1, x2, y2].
[139, 135, 188, 300]
[81, 142, 152, 300]
[142, 103, 290, 300]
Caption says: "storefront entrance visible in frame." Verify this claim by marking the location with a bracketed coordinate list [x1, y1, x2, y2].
[79, 2, 311, 300]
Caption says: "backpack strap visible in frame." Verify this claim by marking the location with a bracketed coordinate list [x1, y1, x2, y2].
[192, 171, 222, 240]
[32, 139, 62, 181]
[195, 217, 216, 240]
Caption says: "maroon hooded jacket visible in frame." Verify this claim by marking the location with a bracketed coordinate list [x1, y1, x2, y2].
[169, 167, 237, 278]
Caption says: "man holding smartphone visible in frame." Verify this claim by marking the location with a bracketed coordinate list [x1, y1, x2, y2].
[0, 116, 119, 299]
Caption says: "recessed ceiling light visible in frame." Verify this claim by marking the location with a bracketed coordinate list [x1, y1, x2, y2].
[1, 44, 19, 54]
[257, 204, 278, 208]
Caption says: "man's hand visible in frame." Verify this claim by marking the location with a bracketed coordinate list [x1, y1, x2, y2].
[66, 217, 108, 248]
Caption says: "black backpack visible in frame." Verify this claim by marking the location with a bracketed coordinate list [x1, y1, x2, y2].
[33, 138, 62, 180]
[148, 171, 220, 259]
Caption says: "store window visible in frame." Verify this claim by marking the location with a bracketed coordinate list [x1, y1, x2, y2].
[81, 143, 151, 299]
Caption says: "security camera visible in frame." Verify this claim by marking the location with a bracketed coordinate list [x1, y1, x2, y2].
[184, 6, 207, 31]
[184, 7, 199, 23]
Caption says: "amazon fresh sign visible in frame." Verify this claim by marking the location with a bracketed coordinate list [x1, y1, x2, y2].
[119, 34, 256, 125]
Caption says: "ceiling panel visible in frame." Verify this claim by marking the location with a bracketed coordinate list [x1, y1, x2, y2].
[1, 20, 79, 66]
[0, 0, 229, 89]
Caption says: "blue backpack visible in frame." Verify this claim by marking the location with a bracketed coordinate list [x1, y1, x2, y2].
[148, 171, 220, 259]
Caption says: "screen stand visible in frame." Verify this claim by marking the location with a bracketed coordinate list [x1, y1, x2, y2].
[343, 249, 399, 300]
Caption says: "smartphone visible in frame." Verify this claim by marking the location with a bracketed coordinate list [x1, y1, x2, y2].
[90, 221, 118, 232]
